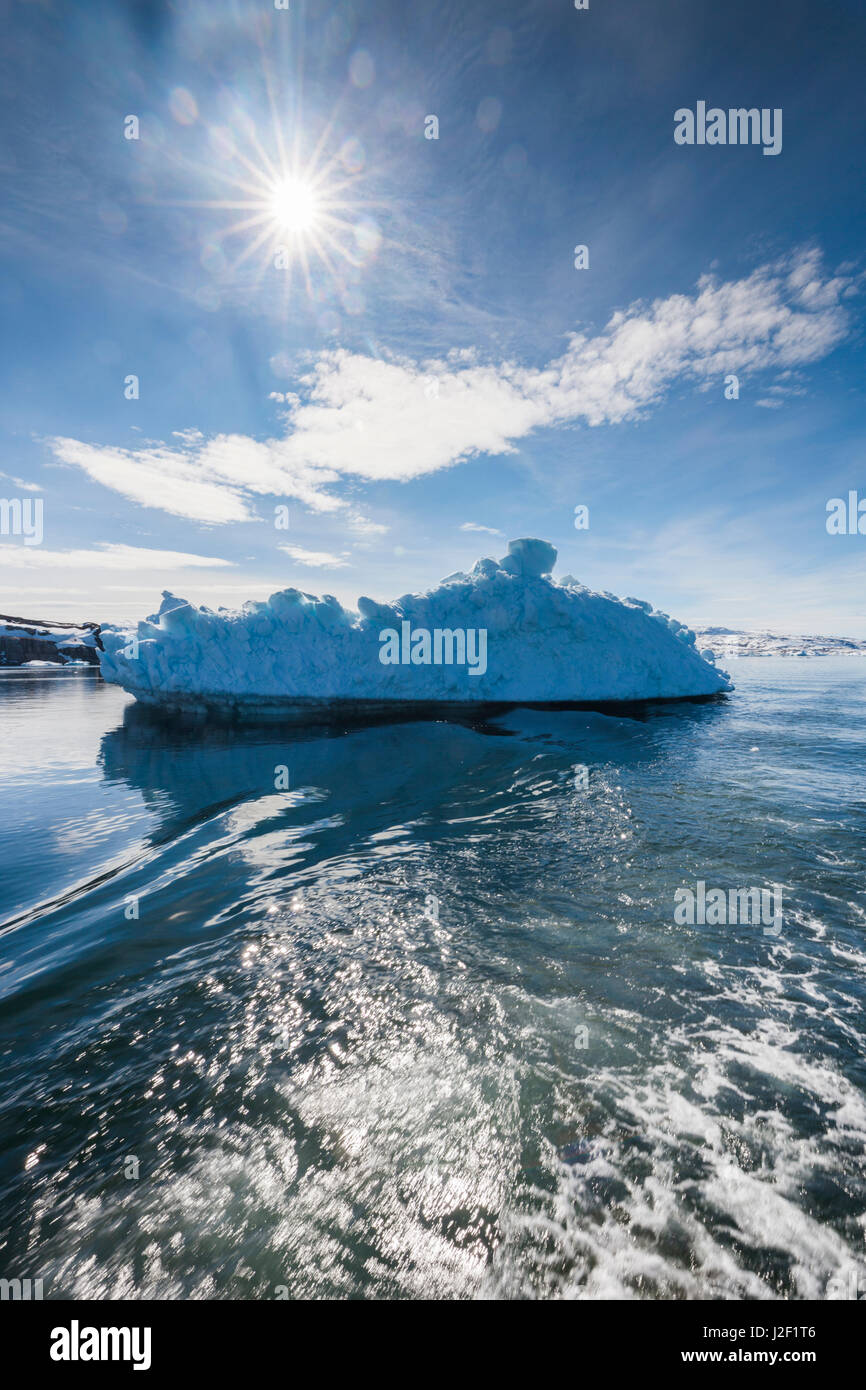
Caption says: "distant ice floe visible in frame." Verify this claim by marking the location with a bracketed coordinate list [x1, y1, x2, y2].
[97, 537, 733, 713]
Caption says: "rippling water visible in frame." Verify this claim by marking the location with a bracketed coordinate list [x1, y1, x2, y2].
[1, 661, 864, 1300]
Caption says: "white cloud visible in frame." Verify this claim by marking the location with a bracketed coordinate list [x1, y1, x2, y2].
[49, 434, 344, 524]
[0, 471, 42, 492]
[460, 522, 504, 536]
[572, 509, 866, 636]
[0, 543, 233, 569]
[47, 249, 852, 520]
[48, 438, 254, 523]
[277, 544, 351, 568]
[347, 513, 389, 537]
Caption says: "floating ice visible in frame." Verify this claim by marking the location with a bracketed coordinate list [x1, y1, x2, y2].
[97, 538, 733, 713]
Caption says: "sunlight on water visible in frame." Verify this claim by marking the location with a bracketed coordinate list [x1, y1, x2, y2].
[0, 661, 864, 1299]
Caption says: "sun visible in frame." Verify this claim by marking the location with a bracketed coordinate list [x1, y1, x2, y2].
[268, 175, 319, 237]
[172, 145, 366, 291]
[159, 82, 384, 304]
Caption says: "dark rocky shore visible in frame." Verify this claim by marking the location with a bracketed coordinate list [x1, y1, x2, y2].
[0, 619, 101, 667]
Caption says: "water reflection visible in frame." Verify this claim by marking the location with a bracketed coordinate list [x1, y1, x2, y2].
[7, 671, 865, 1299]
[98, 695, 690, 835]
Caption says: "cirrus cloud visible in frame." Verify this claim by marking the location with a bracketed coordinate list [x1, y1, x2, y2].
[0, 543, 233, 569]
[277, 544, 351, 568]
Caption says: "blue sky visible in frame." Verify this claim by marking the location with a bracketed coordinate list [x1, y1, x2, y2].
[1, 0, 864, 632]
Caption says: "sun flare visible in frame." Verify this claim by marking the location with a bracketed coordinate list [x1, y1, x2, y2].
[159, 69, 382, 305]
[268, 175, 319, 236]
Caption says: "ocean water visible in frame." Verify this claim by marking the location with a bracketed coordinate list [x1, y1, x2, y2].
[0, 660, 864, 1301]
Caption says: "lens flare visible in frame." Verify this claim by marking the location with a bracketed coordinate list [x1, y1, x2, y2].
[268, 175, 318, 235]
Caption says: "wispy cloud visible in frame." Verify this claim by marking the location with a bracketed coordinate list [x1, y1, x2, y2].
[277, 544, 351, 568]
[47, 250, 853, 522]
[575, 509, 866, 635]
[347, 514, 389, 538]
[0, 471, 42, 492]
[0, 543, 233, 569]
[460, 522, 504, 536]
[48, 438, 255, 524]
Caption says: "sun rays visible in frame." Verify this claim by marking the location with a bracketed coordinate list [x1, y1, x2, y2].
[154, 41, 384, 314]
[168, 127, 374, 306]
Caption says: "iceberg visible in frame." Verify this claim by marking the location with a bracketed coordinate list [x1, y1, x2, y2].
[97, 538, 732, 715]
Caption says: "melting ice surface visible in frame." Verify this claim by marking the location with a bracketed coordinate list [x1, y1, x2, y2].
[98, 538, 731, 710]
[0, 658, 864, 1300]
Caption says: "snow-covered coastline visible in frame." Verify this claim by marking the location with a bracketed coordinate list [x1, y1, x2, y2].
[695, 627, 866, 658]
[93, 538, 732, 713]
[0, 618, 100, 667]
